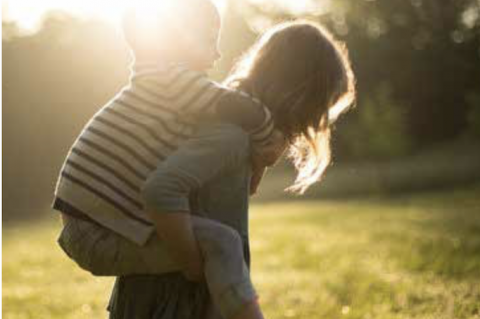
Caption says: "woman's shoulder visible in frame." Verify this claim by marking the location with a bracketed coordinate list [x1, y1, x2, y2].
[194, 123, 250, 150]
[188, 123, 251, 164]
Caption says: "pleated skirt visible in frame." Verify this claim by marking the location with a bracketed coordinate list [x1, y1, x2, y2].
[107, 272, 211, 319]
[107, 242, 251, 319]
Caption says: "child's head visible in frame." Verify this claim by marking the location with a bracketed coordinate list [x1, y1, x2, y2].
[122, 0, 221, 71]
[226, 20, 356, 194]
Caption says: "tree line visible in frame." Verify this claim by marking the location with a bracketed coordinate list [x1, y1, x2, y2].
[3, 1, 479, 217]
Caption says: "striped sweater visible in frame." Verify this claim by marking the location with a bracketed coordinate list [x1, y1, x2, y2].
[53, 62, 274, 246]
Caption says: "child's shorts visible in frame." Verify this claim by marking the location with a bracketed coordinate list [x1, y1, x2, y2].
[57, 214, 181, 276]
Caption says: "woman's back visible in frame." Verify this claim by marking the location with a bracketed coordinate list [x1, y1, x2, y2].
[107, 123, 253, 319]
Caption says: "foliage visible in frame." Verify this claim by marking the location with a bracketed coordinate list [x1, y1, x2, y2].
[335, 83, 412, 161]
[4, 186, 480, 318]
[3, 14, 131, 216]
[240, 0, 480, 146]
[3, 1, 480, 215]
[2, 11, 258, 217]
[465, 92, 480, 139]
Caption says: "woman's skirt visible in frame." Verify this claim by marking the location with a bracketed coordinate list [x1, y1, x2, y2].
[107, 271, 211, 319]
[107, 242, 251, 319]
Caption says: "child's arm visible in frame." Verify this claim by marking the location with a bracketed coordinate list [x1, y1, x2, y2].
[147, 65, 275, 149]
[170, 67, 288, 194]
[215, 91, 275, 149]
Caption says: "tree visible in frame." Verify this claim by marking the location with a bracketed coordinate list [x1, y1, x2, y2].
[239, 0, 480, 150]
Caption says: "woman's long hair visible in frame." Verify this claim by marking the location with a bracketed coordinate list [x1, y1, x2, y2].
[225, 20, 356, 194]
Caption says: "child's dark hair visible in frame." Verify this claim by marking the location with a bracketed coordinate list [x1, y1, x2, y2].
[226, 20, 356, 194]
[122, 0, 219, 61]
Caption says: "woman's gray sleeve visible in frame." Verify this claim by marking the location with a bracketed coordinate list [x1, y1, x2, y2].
[141, 124, 251, 214]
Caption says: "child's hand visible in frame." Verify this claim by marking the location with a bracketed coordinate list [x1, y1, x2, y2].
[250, 166, 267, 196]
[251, 129, 288, 168]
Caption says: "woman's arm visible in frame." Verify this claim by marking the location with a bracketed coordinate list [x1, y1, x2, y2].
[141, 124, 251, 281]
[147, 212, 204, 282]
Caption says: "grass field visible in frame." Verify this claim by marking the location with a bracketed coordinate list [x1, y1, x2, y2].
[3, 185, 480, 319]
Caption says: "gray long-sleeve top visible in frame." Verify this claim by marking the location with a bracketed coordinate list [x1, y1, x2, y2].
[141, 123, 251, 232]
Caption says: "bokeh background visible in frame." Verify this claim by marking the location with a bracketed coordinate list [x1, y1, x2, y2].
[3, 0, 480, 318]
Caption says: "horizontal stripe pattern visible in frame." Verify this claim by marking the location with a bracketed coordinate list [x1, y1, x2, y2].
[70, 148, 141, 193]
[119, 93, 190, 140]
[102, 106, 175, 152]
[85, 126, 157, 171]
[94, 115, 165, 160]
[78, 137, 148, 180]
[54, 63, 276, 245]
[65, 159, 142, 209]
[61, 171, 152, 226]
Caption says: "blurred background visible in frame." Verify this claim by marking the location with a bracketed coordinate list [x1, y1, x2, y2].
[2, 1, 480, 318]
[3, 0, 480, 221]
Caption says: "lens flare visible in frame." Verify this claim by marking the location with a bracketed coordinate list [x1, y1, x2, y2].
[125, 0, 177, 32]
[3, 0, 227, 32]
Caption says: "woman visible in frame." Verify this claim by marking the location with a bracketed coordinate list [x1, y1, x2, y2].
[108, 20, 355, 319]
[107, 123, 260, 319]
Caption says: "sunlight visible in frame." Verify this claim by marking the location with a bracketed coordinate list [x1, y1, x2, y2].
[3, 0, 228, 32]
[247, 0, 329, 15]
[124, 0, 179, 34]
[2, 0, 328, 33]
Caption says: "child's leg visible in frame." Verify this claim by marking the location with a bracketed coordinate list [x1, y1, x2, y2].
[190, 215, 260, 319]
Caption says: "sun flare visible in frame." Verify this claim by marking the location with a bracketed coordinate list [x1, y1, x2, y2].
[3, 0, 228, 31]
[247, 0, 327, 15]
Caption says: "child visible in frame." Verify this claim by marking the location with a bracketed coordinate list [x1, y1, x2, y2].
[55, 0, 283, 318]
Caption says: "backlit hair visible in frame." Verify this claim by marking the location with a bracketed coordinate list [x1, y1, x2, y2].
[226, 20, 356, 194]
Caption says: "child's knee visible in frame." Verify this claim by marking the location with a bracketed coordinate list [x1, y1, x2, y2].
[218, 225, 243, 251]
[196, 222, 243, 257]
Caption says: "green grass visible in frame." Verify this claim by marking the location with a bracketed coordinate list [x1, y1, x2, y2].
[4, 186, 480, 319]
